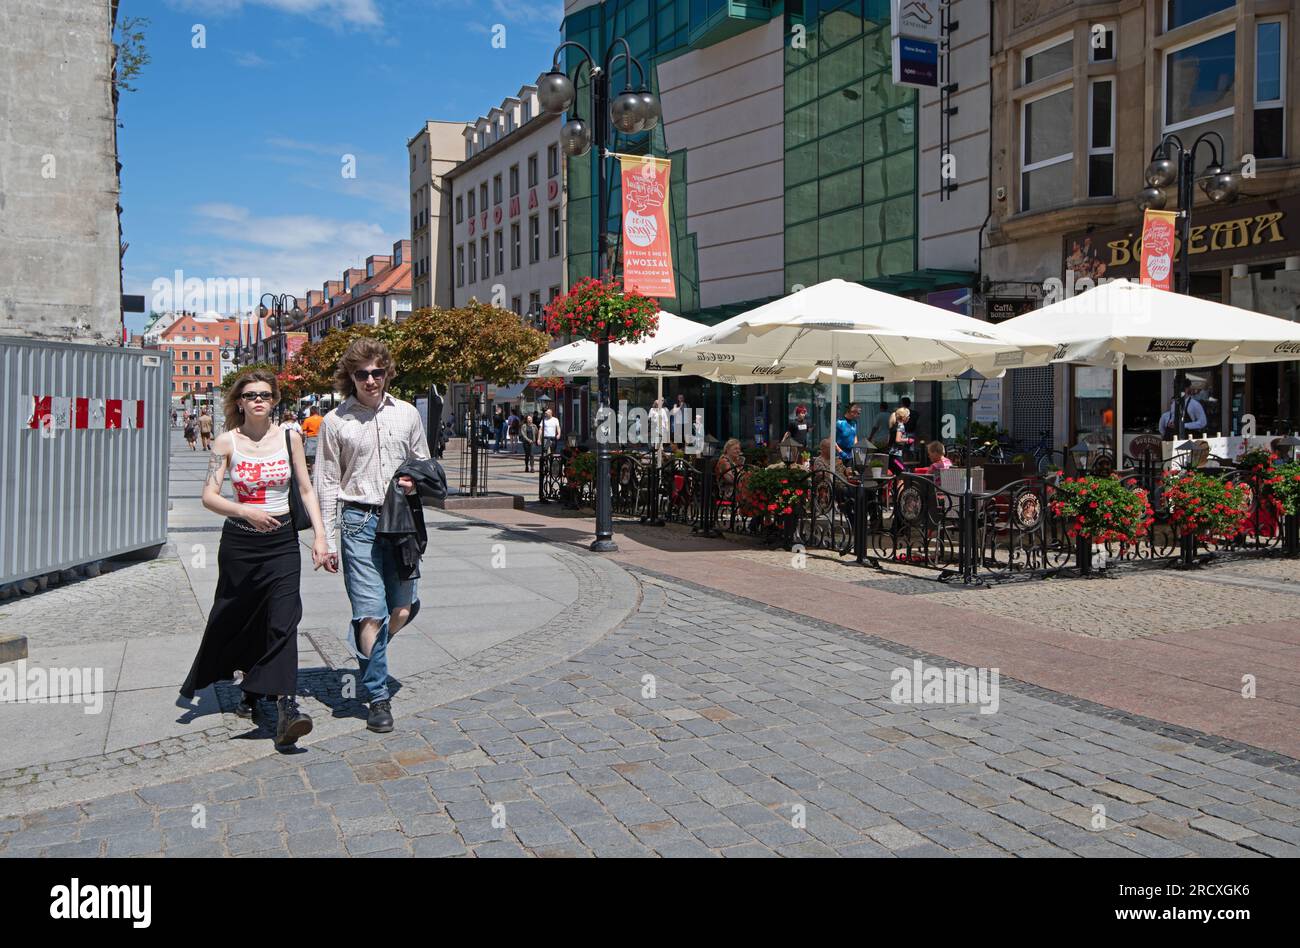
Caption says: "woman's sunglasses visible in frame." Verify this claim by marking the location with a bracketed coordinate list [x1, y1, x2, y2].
[352, 368, 387, 382]
[239, 391, 274, 402]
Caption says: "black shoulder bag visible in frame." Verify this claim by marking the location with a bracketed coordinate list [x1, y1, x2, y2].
[285, 429, 312, 532]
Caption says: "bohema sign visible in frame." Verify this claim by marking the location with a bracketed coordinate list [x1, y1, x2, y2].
[1063, 196, 1299, 280]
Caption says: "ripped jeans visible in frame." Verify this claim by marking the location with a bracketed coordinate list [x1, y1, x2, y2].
[339, 505, 419, 703]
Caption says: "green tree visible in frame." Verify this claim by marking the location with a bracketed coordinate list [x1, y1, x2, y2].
[113, 16, 150, 93]
[393, 302, 549, 390]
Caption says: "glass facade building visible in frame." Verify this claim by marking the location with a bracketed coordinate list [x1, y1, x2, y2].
[559, 0, 937, 444]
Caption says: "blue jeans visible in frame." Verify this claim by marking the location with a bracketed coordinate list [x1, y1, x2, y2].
[339, 506, 418, 703]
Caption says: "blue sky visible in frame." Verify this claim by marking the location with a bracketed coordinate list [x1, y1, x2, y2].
[119, 0, 562, 333]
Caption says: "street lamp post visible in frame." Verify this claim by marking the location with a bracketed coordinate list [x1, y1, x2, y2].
[954, 369, 986, 585]
[1138, 133, 1241, 295]
[259, 292, 298, 370]
[538, 38, 661, 554]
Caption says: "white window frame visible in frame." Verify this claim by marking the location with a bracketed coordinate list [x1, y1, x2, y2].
[1088, 22, 1115, 63]
[1160, 23, 1236, 137]
[1020, 83, 1075, 211]
[1087, 78, 1116, 197]
[1255, 16, 1286, 110]
[1021, 32, 1073, 85]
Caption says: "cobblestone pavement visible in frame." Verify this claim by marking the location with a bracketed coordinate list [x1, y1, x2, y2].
[734, 542, 1300, 640]
[3, 565, 1297, 858]
[0, 552, 206, 647]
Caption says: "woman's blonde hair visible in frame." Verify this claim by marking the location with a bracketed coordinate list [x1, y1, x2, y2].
[889, 406, 912, 427]
[223, 369, 279, 433]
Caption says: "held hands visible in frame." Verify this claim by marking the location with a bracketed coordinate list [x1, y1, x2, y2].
[311, 538, 334, 571]
[398, 475, 416, 495]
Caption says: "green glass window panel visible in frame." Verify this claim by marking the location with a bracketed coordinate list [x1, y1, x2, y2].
[881, 239, 914, 274]
[883, 196, 914, 239]
[819, 7, 863, 54]
[785, 102, 818, 149]
[819, 37, 864, 95]
[786, 181, 819, 225]
[862, 201, 883, 246]
[863, 114, 886, 160]
[818, 123, 862, 176]
[627, 0, 650, 25]
[787, 63, 817, 108]
[820, 249, 863, 282]
[818, 82, 864, 136]
[786, 141, 819, 186]
[628, 21, 651, 57]
[867, 27, 891, 76]
[868, 26, 889, 75]
[861, 245, 881, 279]
[886, 106, 916, 152]
[863, 158, 886, 204]
[786, 260, 819, 291]
[786, 21, 818, 73]
[786, 220, 819, 263]
[885, 151, 914, 192]
[819, 206, 863, 254]
[819, 166, 862, 216]
[658, 5, 676, 36]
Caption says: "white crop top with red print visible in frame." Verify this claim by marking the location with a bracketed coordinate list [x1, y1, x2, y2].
[230, 444, 291, 514]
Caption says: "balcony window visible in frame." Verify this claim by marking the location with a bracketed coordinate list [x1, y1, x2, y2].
[528, 154, 538, 188]
[1165, 0, 1234, 31]
[1088, 79, 1115, 197]
[510, 164, 520, 197]
[1021, 86, 1074, 211]
[481, 237, 490, 279]
[1255, 19, 1285, 159]
[469, 243, 477, 283]
[1023, 35, 1072, 84]
[1163, 26, 1235, 157]
[529, 215, 540, 264]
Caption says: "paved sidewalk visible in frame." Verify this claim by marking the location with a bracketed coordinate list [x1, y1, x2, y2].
[457, 504, 1300, 761]
[1, 566, 1296, 857]
[0, 432, 636, 813]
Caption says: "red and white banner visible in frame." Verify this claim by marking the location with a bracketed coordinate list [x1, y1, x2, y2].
[27, 395, 144, 431]
[619, 154, 675, 298]
[1139, 209, 1178, 291]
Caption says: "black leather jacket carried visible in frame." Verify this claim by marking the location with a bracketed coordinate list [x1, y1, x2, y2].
[375, 458, 448, 580]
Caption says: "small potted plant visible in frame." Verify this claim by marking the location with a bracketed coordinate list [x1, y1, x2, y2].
[543, 275, 659, 344]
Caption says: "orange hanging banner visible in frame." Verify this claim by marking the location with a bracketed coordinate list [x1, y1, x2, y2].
[619, 154, 675, 298]
[1139, 209, 1178, 291]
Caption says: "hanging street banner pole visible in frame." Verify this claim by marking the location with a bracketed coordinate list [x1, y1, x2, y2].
[1139, 209, 1179, 291]
[617, 153, 675, 298]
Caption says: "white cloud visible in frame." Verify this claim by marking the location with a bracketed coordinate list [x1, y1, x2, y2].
[167, 0, 383, 30]
[233, 50, 269, 67]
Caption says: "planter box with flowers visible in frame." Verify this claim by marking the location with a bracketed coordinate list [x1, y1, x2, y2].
[543, 276, 659, 344]
[1049, 476, 1153, 571]
[1161, 470, 1252, 540]
[737, 465, 811, 523]
[1272, 462, 1300, 516]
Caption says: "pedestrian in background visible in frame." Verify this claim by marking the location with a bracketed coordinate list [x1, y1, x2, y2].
[541, 408, 561, 454]
[198, 409, 214, 451]
[520, 414, 538, 472]
[301, 406, 322, 476]
[835, 403, 861, 464]
[315, 338, 429, 735]
[180, 368, 326, 748]
[184, 415, 198, 450]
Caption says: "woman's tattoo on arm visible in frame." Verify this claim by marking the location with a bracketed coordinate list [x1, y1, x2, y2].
[205, 451, 225, 489]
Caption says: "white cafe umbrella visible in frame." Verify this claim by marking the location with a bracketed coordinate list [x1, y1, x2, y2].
[999, 279, 1300, 448]
[653, 278, 1055, 453]
[525, 311, 709, 451]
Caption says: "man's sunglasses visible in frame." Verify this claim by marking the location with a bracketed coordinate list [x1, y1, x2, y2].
[239, 391, 274, 402]
[352, 368, 387, 382]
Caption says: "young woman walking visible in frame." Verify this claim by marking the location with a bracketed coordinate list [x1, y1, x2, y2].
[180, 369, 329, 748]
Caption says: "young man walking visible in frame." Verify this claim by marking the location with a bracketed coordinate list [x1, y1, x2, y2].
[315, 339, 429, 733]
[198, 409, 214, 451]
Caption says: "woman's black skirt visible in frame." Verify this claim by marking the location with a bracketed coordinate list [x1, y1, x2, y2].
[180, 516, 302, 700]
